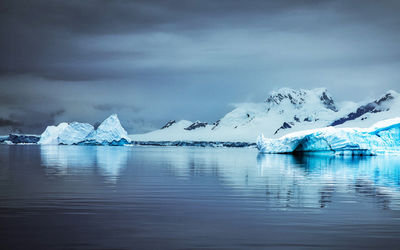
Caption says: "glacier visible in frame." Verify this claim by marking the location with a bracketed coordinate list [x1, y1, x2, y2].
[257, 118, 400, 155]
[38, 114, 131, 146]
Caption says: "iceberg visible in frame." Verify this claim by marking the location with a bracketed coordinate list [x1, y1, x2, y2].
[81, 114, 131, 145]
[257, 117, 400, 155]
[58, 122, 95, 145]
[38, 114, 131, 146]
[38, 121, 94, 145]
[38, 122, 70, 145]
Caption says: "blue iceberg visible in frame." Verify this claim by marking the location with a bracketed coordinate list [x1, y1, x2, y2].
[257, 118, 400, 155]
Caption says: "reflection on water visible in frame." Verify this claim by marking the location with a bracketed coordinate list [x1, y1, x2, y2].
[40, 145, 128, 182]
[37, 146, 400, 210]
[1, 145, 400, 249]
[256, 154, 400, 210]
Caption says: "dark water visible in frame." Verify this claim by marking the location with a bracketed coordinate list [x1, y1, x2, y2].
[1, 145, 400, 249]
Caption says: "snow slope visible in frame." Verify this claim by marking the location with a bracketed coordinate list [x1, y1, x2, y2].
[132, 88, 400, 142]
[257, 117, 400, 155]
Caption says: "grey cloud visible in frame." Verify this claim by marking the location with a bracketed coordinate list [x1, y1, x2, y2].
[2, 0, 400, 81]
[0, 0, 400, 134]
[93, 104, 140, 113]
[0, 117, 20, 127]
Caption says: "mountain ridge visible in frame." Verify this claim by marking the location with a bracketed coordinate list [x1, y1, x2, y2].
[131, 88, 400, 142]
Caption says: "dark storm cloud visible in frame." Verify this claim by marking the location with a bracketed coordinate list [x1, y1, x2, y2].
[93, 104, 140, 113]
[3, 0, 399, 81]
[1, 0, 400, 134]
[0, 118, 20, 127]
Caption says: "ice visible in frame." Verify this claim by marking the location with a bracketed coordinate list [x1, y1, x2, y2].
[257, 118, 400, 155]
[83, 114, 131, 145]
[38, 122, 69, 145]
[38, 122, 93, 145]
[39, 114, 131, 145]
[58, 122, 94, 145]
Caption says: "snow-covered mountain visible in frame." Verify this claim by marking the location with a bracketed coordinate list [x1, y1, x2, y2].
[331, 90, 400, 128]
[39, 114, 131, 145]
[131, 88, 400, 143]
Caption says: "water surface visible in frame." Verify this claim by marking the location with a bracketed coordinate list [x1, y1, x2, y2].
[1, 145, 400, 249]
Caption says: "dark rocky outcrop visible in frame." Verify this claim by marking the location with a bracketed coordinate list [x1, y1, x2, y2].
[185, 121, 208, 130]
[211, 120, 220, 130]
[331, 92, 395, 126]
[274, 122, 293, 135]
[161, 120, 176, 129]
[320, 91, 338, 112]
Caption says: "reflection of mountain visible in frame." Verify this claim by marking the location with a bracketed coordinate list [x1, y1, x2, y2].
[40, 145, 128, 182]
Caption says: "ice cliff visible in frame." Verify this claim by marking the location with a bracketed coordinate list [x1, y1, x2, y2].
[257, 118, 400, 155]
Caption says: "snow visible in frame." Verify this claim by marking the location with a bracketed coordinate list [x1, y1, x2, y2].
[39, 114, 130, 145]
[257, 117, 400, 155]
[131, 88, 400, 143]
[334, 90, 400, 128]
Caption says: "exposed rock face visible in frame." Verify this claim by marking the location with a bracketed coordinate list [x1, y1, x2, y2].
[274, 122, 293, 135]
[211, 120, 220, 130]
[265, 88, 307, 107]
[161, 120, 176, 129]
[331, 91, 396, 126]
[184, 121, 208, 130]
[320, 91, 338, 112]
[264, 88, 338, 111]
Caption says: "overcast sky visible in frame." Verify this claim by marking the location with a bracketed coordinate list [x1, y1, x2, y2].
[1, 0, 400, 134]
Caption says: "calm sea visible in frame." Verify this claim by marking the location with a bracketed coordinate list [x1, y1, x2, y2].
[1, 145, 400, 249]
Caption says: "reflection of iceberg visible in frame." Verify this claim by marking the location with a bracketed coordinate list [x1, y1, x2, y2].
[40, 145, 97, 175]
[161, 148, 400, 210]
[96, 147, 129, 179]
[255, 154, 400, 210]
[40, 145, 128, 182]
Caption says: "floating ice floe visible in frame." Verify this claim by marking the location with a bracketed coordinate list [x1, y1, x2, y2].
[257, 117, 400, 155]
